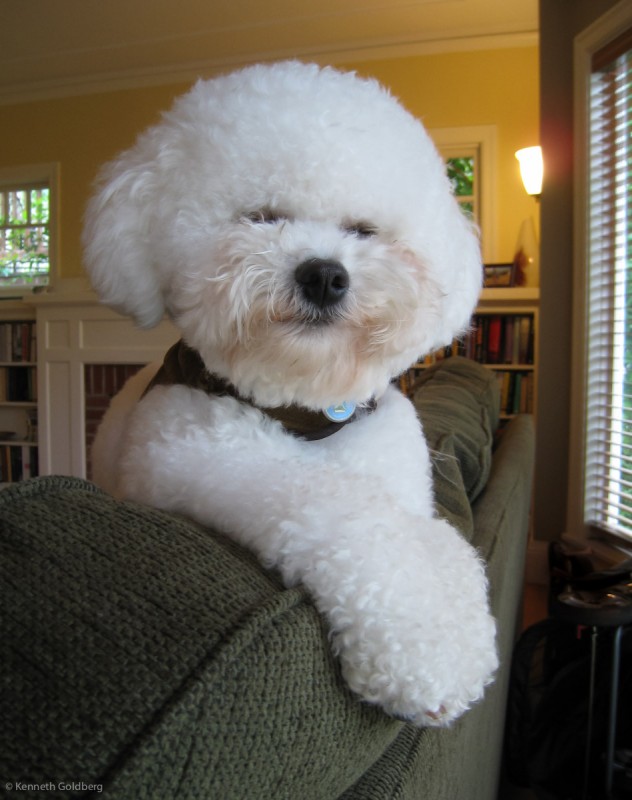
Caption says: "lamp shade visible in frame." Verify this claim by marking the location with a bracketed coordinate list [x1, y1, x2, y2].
[515, 146, 543, 197]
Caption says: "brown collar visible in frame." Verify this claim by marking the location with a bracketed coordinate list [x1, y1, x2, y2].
[144, 340, 376, 441]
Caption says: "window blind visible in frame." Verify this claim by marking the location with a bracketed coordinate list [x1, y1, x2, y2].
[584, 29, 632, 539]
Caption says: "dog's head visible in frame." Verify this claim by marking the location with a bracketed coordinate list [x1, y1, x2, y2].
[83, 61, 481, 409]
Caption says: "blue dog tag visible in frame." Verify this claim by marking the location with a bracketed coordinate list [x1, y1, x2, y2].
[324, 401, 356, 423]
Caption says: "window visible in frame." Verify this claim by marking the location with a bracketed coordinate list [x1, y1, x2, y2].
[0, 184, 50, 288]
[0, 164, 57, 294]
[584, 28, 632, 540]
[571, 4, 632, 544]
[432, 126, 496, 263]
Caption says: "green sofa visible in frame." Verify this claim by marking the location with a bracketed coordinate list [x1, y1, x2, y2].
[1, 357, 534, 799]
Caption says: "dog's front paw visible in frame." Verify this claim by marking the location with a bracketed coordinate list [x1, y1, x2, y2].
[322, 519, 498, 727]
[336, 604, 497, 727]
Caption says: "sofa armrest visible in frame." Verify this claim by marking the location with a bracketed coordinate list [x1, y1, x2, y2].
[0, 476, 404, 800]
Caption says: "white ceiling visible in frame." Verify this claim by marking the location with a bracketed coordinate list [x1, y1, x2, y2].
[1, 0, 538, 103]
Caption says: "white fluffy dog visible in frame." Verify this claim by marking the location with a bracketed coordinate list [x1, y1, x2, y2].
[83, 61, 497, 726]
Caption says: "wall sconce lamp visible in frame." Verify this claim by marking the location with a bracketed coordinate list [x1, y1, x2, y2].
[515, 146, 543, 199]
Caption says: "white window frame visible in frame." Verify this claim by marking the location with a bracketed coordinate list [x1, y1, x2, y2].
[0, 163, 59, 298]
[431, 125, 497, 264]
[567, 0, 632, 545]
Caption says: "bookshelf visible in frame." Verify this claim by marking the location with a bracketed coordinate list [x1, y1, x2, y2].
[401, 287, 539, 420]
[0, 316, 38, 485]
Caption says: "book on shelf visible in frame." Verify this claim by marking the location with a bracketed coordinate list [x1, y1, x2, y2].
[486, 316, 502, 364]
[0, 365, 37, 402]
[0, 321, 36, 363]
[0, 445, 38, 484]
[496, 371, 534, 416]
[462, 314, 534, 365]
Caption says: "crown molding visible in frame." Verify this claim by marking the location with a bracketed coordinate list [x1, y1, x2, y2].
[0, 30, 538, 106]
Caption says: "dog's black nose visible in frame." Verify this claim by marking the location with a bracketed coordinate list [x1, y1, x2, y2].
[295, 258, 349, 309]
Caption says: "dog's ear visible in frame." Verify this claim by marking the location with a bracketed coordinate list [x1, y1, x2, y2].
[83, 152, 165, 328]
[437, 202, 484, 342]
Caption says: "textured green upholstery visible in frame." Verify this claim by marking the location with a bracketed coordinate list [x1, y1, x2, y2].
[413, 356, 501, 538]
[0, 358, 534, 799]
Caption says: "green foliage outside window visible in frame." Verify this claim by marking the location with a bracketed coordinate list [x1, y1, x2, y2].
[446, 157, 474, 196]
[446, 156, 475, 220]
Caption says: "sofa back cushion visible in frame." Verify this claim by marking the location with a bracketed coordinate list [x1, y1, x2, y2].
[412, 356, 500, 539]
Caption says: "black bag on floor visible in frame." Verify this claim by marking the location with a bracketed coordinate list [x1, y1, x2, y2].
[504, 616, 632, 800]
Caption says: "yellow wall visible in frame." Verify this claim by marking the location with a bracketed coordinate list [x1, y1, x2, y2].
[0, 45, 538, 280]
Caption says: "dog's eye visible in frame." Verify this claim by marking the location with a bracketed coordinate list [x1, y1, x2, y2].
[344, 222, 378, 239]
[242, 209, 287, 225]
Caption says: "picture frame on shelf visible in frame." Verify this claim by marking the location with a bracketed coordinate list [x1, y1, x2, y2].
[483, 262, 515, 288]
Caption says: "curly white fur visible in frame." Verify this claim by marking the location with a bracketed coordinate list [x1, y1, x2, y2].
[84, 61, 497, 726]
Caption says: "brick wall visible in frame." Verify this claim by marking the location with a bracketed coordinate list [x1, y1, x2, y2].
[84, 364, 143, 480]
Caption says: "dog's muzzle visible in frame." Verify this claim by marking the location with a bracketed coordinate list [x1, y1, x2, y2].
[295, 258, 349, 314]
